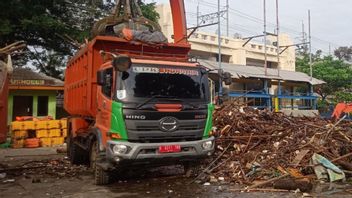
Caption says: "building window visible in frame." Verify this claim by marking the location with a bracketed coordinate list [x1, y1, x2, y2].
[38, 96, 49, 116]
[251, 44, 256, 48]
[202, 35, 207, 40]
[211, 36, 216, 41]
[225, 39, 229, 44]
[13, 96, 33, 120]
[258, 46, 263, 50]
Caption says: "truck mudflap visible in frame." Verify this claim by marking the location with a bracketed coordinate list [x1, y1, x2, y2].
[104, 137, 215, 166]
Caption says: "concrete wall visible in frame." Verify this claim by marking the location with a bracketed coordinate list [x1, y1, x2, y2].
[7, 90, 57, 125]
[156, 4, 296, 71]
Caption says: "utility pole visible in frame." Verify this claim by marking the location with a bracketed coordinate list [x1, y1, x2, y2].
[226, 0, 229, 37]
[263, 0, 268, 76]
[308, 9, 312, 80]
[276, 0, 280, 76]
[218, 0, 222, 98]
[329, 43, 331, 56]
[197, 1, 200, 27]
[301, 21, 307, 54]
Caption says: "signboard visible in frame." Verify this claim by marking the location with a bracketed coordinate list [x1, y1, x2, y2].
[10, 79, 46, 86]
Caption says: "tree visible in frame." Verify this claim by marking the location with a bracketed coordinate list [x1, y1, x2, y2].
[0, 0, 159, 79]
[137, 0, 160, 23]
[335, 91, 352, 103]
[296, 54, 352, 101]
[334, 46, 352, 62]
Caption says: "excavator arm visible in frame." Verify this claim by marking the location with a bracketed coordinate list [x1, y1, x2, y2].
[169, 0, 188, 44]
[332, 103, 352, 119]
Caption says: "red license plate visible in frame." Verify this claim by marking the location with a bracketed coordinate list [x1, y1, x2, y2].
[158, 145, 181, 153]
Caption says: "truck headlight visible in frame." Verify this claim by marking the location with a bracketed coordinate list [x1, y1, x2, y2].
[202, 141, 213, 150]
[113, 144, 128, 154]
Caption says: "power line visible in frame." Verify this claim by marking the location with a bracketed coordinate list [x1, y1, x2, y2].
[187, 0, 342, 51]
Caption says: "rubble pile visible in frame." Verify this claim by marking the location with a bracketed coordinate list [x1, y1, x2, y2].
[208, 102, 352, 189]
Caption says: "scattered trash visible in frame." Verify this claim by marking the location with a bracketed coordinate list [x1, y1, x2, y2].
[3, 179, 15, 183]
[302, 192, 312, 197]
[209, 176, 217, 183]
[203, 182, 211, 186]
[201, 101, 352, 190]
[312, 153, 345, 182]
[0, 173, 6, 179]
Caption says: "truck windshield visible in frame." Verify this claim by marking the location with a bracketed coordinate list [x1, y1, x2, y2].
[116, 64, 209, 103]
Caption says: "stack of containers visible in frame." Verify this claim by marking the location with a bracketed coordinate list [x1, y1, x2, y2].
[10, 119, 67, 148]
[11, 121, 35, 148]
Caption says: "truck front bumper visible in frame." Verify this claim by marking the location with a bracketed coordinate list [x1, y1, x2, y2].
[103, 137, 215, 168]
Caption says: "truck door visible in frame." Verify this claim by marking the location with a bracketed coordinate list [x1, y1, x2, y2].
[96, 68, 113, 146]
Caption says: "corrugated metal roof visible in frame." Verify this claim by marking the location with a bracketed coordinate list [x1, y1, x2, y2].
[199, 60, 325, 85]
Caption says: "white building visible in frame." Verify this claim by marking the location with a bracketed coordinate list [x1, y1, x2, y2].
[156, 4, 296, 71]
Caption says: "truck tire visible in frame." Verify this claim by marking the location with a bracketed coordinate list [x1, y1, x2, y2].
[90, 140, 111, 185]
[68, 135, 86, 165]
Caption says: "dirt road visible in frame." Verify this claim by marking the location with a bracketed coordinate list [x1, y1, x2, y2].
[0, 148, 350, 198]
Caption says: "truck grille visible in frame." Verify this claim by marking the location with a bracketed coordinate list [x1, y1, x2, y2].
[125, 119, 206, 143]
[135, 124, 200, 131]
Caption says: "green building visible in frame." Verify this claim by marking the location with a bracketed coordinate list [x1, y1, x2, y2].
[7, 68, 64, 125]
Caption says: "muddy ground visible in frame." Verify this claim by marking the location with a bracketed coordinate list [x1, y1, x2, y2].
[0, 148, 351, 198]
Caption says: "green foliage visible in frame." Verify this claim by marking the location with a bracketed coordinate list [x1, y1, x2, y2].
[0, 0, 78, 54]
[296, 53, 352, 100]
[335, 91, 352, 103]
[138, 1, 160, 23]
[316, 99, 330, 113]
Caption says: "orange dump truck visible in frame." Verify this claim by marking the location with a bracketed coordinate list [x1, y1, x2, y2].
[64, 0, 217, 185]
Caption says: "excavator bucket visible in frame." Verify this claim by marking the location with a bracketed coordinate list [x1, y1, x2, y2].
[92, 0, 167, 44]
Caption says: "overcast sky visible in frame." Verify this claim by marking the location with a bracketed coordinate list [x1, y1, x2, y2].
[147, 0, 352, 55]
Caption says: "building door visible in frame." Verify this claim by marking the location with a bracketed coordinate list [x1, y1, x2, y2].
[37, 96, 49, 116]
[12, 96, 33, 120]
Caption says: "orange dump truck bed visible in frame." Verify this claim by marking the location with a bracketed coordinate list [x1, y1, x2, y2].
[64, 36, 190, 117]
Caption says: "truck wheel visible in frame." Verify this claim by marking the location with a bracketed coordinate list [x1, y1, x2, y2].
[90, 140, 111, 185]
[68, 135, 85, 165]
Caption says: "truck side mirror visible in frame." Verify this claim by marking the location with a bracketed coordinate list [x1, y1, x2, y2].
[223, 72, 232, 85]
[97, 70, 105, 86]
[112, 55, 131, 72]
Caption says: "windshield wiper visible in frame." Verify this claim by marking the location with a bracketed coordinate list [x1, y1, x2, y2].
[136, 95, 175, 109]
